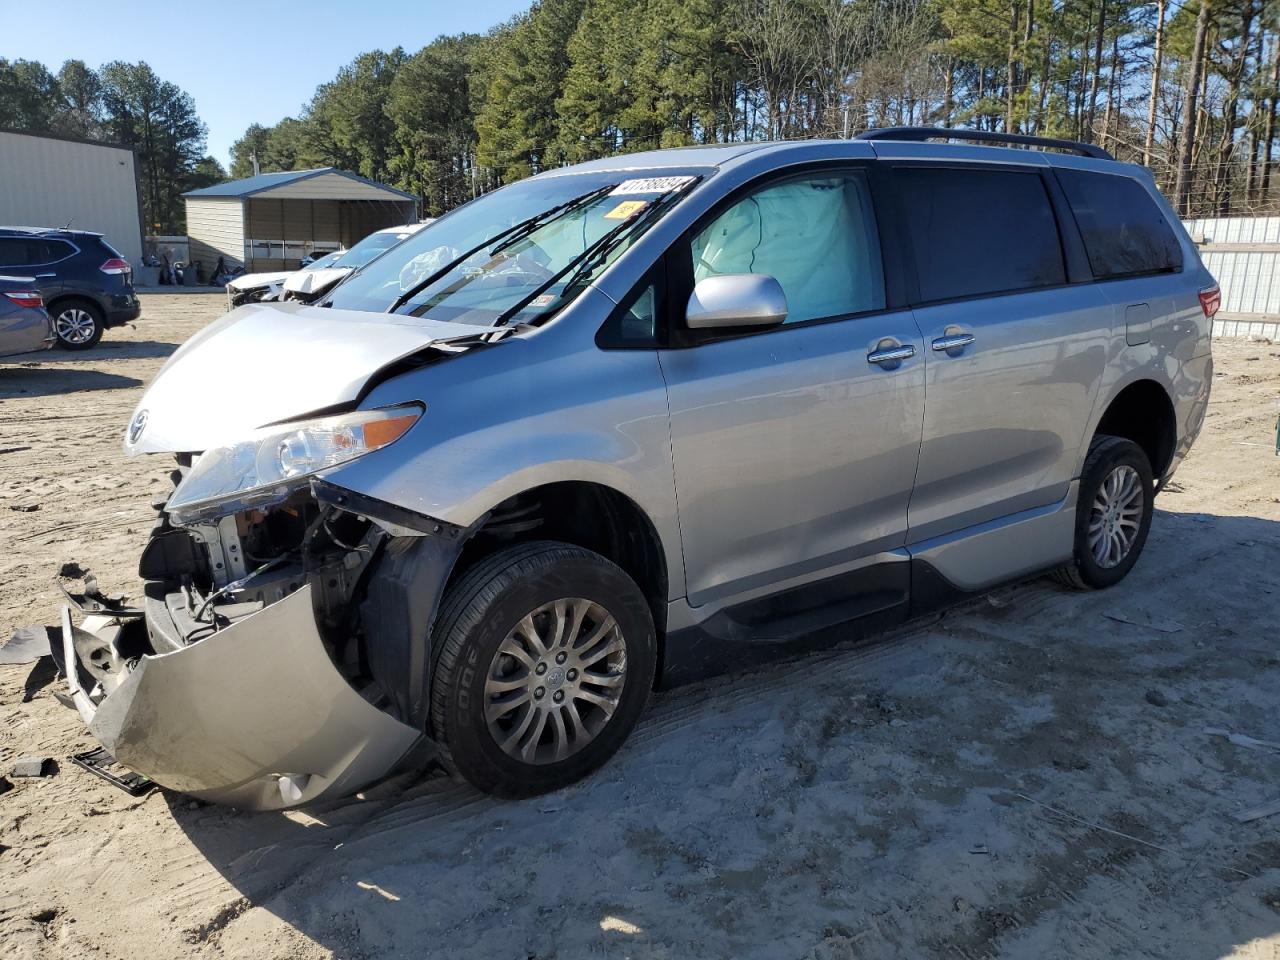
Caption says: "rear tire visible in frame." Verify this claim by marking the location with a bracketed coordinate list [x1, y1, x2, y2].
[429, 541, 655, 797]
[52, 299, 104, 350]
[1054, 435, 1154, 590]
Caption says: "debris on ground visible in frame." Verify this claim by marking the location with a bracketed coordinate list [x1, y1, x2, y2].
[0, 625, 52, 665]
[70, 748, 153, 797]
[56, 561, 86, 579]
[7, 503, 38, 513]
[1104, 611, 1184, 633]
[1205, 727, 1280, 752]
[0, 777, 11, 798]
[1235, 798, 1280, 823]
[11, 757, 54, 779]
[1145, 689, 1170, 707]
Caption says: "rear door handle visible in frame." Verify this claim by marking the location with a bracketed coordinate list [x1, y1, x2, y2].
[867, 344, 916, 365]
[35, 273, 56, 278]
[932, 333, 976, 352]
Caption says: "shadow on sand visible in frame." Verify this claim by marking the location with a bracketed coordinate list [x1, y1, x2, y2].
[164, 510, 1280, 958]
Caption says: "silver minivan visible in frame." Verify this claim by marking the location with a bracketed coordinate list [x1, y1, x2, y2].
[60, 129, 1216, 808]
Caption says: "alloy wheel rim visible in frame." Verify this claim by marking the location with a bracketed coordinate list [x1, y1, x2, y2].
[483, 597, 626, 764]
[56, 308, 96, 344]
[1087, 464, 1143, 569]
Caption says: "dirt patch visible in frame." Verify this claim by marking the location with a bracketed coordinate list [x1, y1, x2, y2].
[2, 295, 1280, 959]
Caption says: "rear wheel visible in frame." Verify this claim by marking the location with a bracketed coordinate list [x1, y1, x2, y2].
[429, 542, 656, 797]
[1055, 435, 1154, 590]
[52, 299, 104, 350]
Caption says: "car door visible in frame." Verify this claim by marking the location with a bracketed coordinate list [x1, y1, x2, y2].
[658, 166, 926, 608]
[890, 163, 1112, 542]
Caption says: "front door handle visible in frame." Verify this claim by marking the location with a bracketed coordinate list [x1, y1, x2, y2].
[35, 273, 56, 278]
[867, 344, 916, 366]
[932, 333, 976, 352]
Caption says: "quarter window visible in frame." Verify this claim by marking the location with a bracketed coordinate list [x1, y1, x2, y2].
[1057, 169, 1182, 279]
[689, 171, 885, 325]
[897, 167, 1067, 302]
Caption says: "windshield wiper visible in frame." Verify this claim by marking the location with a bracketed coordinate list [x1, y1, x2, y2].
[491, 177, 700, 328]
[386, 184, 614, 315]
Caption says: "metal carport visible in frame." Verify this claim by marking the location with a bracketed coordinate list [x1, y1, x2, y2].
[184, 168, 418, 273]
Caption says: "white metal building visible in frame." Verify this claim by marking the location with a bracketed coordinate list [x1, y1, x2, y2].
[0, 128, 144, 267]
[1184, 215, 1280, 340]
[184, 168, 418, 273]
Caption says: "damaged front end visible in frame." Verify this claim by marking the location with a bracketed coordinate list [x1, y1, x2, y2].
[61, 443, 467, 810]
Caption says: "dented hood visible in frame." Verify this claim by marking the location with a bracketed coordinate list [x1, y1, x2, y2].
[125, 300, 483, 454]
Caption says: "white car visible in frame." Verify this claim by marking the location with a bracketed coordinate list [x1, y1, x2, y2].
[226, 223, 433, 308]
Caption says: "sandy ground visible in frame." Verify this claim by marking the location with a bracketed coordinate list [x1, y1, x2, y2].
[1, 293, 1279, 959]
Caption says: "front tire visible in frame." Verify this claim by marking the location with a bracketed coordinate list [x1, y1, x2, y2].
[429, 542, 656, 797]
[1055, 435, 1154, 590]
[53, 299, 104, 350]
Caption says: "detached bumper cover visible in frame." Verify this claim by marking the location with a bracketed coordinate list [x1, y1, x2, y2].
[68, 585, 423, 810]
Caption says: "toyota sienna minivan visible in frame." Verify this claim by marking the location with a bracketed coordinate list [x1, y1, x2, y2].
[56, 129, 1216, 808]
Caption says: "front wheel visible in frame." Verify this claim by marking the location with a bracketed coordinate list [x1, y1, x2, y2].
[1055, 435, 1154, 590]
[429, 542, 656, 797]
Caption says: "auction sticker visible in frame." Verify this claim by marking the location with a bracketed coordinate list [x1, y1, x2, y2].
[610, 176, 697, 196]
[604, 200, 649, 220]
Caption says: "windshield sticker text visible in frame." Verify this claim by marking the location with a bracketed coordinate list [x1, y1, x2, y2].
[609, 176, 696, 196]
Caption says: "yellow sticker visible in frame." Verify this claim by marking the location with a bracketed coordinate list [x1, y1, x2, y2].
[604, 200, 648, 220]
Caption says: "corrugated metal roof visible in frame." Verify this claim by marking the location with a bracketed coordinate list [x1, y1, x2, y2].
[184, 167, 416, 201]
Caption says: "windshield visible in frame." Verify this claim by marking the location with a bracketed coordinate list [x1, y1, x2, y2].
[326, 168, 708, 324]
[335, 228, 418, 269]
[304, 251, 343, 271]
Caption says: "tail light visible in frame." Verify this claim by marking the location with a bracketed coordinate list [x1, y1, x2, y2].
[1199, 285, 1221, 319]
[100, 258, 132, 275]
[3, 291, 43, 308]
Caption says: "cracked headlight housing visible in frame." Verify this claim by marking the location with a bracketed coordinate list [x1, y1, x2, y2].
[166, 404, 422, 524]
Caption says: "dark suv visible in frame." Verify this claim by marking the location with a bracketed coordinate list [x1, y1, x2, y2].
[0, 227, 140, 349]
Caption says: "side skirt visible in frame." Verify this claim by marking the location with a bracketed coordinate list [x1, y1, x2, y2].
[657, 487, 1078, 689]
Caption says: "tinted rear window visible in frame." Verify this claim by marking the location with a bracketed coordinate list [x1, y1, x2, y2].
[898, 167, 1066, 302]
[1057, 169, 1182, 279]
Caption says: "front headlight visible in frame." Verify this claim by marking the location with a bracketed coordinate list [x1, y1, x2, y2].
[166, 404, 422, 524]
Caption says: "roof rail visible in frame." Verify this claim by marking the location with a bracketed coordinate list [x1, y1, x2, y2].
[854, 126, 1114, 161]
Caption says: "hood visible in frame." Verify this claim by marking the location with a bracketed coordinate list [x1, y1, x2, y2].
[227, 271, 294, 291]
[283, 265, 352, 298]
[125, 301, 484, 455]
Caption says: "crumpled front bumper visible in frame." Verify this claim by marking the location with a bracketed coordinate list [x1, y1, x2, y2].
[64, 585, 423, 810]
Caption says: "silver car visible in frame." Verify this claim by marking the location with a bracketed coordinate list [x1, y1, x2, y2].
[60, 129, 1216, 808]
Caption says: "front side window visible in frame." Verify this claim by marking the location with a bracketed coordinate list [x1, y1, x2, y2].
[326, 168, 707, 325]
[1056, 169, 1182, 280]
[689, 171, 885, 325]
[897, 167, 1066, 302]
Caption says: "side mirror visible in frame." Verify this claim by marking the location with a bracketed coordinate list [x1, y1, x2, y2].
[685, 274, 788, 330]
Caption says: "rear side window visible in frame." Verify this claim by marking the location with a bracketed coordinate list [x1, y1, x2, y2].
[0, 238, 29, 266]
[1057, 169, 1182, 279]
[897, 167, 1066, 302]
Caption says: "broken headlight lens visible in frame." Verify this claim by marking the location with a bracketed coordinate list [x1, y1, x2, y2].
[165, 404, 422, 524]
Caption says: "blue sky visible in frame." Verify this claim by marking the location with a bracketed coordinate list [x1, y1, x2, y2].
[5, 0, 530, 169]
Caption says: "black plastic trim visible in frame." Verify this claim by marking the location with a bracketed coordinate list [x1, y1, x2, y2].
[658, 560, 909, 688]
[360, 531, 469, 728]
[312, 479, 460, 537]
[856, 126, 1115, 160]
